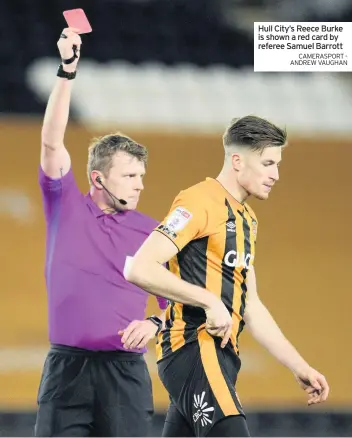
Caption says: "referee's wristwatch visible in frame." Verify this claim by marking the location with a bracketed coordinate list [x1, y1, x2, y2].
[57, 63, 76, 80]
[146, 315, 163, 336]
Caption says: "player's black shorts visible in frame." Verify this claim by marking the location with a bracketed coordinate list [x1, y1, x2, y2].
[158, 331, 247, 437]
[35, 344, 154, 437]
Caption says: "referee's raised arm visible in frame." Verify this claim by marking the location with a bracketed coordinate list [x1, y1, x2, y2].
[40, 27, 81, 179]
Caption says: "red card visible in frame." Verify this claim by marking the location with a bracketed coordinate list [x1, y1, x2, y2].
[63, 9, 92, 34]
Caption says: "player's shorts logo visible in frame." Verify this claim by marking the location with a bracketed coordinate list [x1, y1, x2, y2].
[192, 391, 215, 427]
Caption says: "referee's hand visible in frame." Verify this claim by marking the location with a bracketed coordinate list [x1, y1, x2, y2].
[119, 320, 158, 350]
[57, 27, 82, 70]
[204, 298, 233, 348]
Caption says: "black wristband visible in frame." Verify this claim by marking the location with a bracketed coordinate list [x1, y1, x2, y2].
[57, 63, 76, 80]
[62, 44, 78, 65]
[146, 315, 163, 336]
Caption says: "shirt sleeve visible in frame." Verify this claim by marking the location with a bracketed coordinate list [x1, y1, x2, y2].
[155, 190, 208, 252]
[38, 166, 81, 224]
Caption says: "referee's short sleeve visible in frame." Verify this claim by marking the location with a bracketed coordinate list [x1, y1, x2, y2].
[39, 165, 77, 193]
[38, 166, 81, 223]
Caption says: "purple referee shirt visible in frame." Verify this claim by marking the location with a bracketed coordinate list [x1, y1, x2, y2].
[39, 166, 167, 352]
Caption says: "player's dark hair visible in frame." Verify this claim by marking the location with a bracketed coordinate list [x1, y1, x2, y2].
[223, 115, 287, 154]
[87, 132, 148, 184]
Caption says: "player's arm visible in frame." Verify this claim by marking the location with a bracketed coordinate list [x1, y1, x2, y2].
[41, 28, 81, 178]
[121, 233, 216, 351]
[124, 199, 233, 347]
[244, 267, 329, 405]
[124, 231, 216, 309]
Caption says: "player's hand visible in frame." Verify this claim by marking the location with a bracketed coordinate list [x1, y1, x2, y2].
[204, 297, 233, 348]
[57, 27, 82, 70]
[294, 366, 329, 406]
[118, 320, 158, 350]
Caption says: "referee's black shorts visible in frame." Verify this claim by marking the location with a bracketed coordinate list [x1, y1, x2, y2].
[35, 344, 154, 437]
[158, 331, 250, 437]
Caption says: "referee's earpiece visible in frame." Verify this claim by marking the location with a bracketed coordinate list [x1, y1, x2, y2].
[94, 175, 128, 207]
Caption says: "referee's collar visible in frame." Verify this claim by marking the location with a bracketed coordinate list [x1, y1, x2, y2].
[85, 193, 129, 223]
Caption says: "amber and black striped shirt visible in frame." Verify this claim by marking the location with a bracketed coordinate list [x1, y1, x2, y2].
[155, 177, 258, 362]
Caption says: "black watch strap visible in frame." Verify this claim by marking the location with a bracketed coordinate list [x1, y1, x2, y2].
[146, 315, 163, 335]
[57, 63, 76, 80]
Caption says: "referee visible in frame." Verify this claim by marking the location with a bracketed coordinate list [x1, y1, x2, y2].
[35, 27, 167, 437]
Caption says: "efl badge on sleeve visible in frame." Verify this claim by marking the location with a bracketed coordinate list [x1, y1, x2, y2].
[166, 207, 192, 233]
